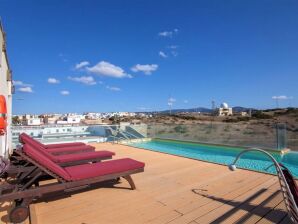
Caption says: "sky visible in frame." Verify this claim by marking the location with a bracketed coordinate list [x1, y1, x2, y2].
[1, 0, 298, 114]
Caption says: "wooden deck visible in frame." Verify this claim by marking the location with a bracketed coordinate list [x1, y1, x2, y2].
[1, 143, 291, 224]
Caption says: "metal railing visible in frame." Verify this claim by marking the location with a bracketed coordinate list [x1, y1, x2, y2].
[11, 122, 298, 151]
[147, 122, 297, 151]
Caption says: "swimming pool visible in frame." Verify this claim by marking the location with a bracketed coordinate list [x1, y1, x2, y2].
[127, 139, 298, 177]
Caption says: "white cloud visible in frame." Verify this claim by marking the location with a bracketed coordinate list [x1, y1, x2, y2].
[18, 87, 33, 93]
[75, 61, 90, 70]
[13, 80, 32, 87]
[106, 86, 121, 91]
[158, 31, 173, 37]
[68, 76, 96, 85]
[60, 90, 70, 95]
[131, 64, 158, 75]
[87, 61, 132, 78]
[47, 78, 60, 84]
[272, 95, 293, 100]
[158, 29, 179, 38]
[159, 51, 168, 58]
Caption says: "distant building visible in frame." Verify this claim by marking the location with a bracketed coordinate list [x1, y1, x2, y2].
[240, 111, 248, 117]
[22, 114, 42, 126]
[217, 103, 233, 116]
[57, 114, 81, 124]
[44, 117, 58, 125]
[24, 117, 42, 126]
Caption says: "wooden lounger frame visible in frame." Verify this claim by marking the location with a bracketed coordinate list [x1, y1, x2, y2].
[4, 149, 113, 179]
[0, 150, 143, 223]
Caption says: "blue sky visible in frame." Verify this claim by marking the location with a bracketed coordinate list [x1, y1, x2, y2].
[1, 0, 298, 114]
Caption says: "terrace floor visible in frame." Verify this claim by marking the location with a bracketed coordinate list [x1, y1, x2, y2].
[1, 143, 291, 224]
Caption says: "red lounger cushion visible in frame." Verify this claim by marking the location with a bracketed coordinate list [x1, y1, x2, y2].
[280, 163, 298, 206]
[45, 145, 95, 154]
[20, 133, 44, 148]
[23, 144, 72, 181]
[19, 133, 86, 149]
[24, 144, 144, 182]
[28, 143, 114, 163]
[21, 134, 95, 154]
[55, 151, 115, 163]
[65, 158, 145, 181]
[43, 142, 86, 149]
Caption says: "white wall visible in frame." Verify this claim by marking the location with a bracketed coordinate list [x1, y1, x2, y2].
[0, 26, 13, 157]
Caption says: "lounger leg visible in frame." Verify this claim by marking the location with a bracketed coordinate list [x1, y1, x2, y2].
[123, 175, 136, 190]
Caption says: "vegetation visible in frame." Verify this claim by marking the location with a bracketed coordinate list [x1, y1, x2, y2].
[251, 111, 273, 119]
[12, 116, 21, 125]
[174, 125, 188, 133]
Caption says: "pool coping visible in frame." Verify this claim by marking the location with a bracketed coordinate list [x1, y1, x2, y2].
[119, 138, 297, 179]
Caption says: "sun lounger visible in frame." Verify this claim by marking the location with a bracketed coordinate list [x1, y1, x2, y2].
[25, 143, 115, 166]
[19, 132, 86, 148]
[20, 133, 95, 155]
[0, 144, 145, 223]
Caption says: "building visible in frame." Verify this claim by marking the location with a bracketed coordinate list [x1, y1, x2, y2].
[217, 102, 233, 116]
[56, 114, 81, 124]
[0, 22, 13, 157]
[23, 117, 42, 126]
[43, 116, 58, 125]
[22, 114, 42, 126]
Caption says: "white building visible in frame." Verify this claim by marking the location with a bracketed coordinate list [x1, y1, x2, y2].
[22, 114, 42, 126]
[56, 114, 81, 124]
[23, 117, 42, 126]
[0, 23, 13, 157]
[217, 103, 233, 116]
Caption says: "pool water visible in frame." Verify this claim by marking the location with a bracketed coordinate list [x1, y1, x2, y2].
[128, 139, 298, 177]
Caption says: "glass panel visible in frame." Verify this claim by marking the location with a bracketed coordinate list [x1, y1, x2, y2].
[10, 122, 298, 151]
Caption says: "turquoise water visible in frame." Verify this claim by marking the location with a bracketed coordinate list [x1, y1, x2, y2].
[128, 139, 298, 177]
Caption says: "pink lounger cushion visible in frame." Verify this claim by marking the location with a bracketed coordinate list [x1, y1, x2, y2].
[45, 145, 95, 154]
[53, 151, 115, 163]
[20, 134, 95, 154]
[23, 145, 144, 182]
[23, 144, 72, 180]
[65, 158, 145, 181]
[43, 142, 86, 149]
[29, 143, 114, 163]
[19, 133, 86, 149]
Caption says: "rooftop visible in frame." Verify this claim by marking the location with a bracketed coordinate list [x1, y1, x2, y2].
[1, 143, 290, 224]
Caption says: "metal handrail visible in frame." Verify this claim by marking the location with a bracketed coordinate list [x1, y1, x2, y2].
[229, 148, 298, 223]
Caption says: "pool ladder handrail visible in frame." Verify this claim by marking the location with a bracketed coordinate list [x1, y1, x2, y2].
[229, 148, 298, 223]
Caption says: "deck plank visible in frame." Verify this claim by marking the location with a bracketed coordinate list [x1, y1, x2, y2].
[26, 143, 288, 224]
[255, 200, 287, 224]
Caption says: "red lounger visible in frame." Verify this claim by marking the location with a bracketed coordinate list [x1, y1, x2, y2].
[30, 144, 115, 166]
[20, 134, 95, 155]
[23, 144, 145, 182]
[0, 144, 144, 223]
[19, 133, 86, 149]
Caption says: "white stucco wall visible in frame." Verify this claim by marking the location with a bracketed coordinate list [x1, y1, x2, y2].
[0, 25, 13, 157]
